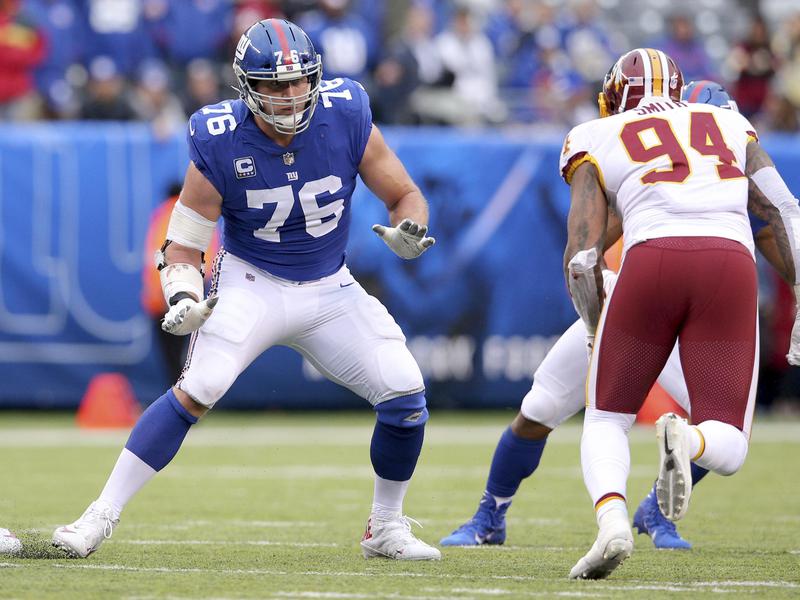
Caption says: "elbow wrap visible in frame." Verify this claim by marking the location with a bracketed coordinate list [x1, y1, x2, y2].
[166, 200, 217, 252]
[160, 263, 204, 306]
[751, 166, 800, 284]
[567, 248, 602, 334]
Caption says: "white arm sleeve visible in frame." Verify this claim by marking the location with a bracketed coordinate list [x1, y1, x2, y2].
[750, 166, 800, 285]
[166, 200, 217, 252]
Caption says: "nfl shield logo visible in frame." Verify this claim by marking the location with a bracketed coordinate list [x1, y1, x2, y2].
[283, 152, 295, 166]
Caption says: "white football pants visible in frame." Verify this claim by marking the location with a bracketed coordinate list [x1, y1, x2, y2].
[520, 319, 691, 428]
[178, 251, 425, 408]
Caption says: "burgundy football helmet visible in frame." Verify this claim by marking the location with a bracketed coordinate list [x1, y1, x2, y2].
[598, 48, 683, 117]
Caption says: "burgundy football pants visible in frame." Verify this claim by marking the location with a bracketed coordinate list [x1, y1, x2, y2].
[588, 237, 758, 431]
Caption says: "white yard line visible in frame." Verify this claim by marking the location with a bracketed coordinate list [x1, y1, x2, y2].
[266, 593, 605, 600]
[165, 465, 376, 480]
[423, 518, 562, 526]
[269, 594, 488, 600]
[121, 539, 339, 548]
[160, 465, 657, 481]
[427, 588, 606, 598]
[604, 581, 800, 592]
[26, 563, 800, 592]
[137, 519, 325, 529]
[45, 563, 539, 579]
[125, 594, 606, 600]
[23, 520, 326, 534]
[7, 562, 799, 596]
[1, 422, 796, 448]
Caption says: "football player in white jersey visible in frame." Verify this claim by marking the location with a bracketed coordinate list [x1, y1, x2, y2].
[441, 80, 797, 552]
[52, 19, 440, 561]
[563, 48, 800, 579]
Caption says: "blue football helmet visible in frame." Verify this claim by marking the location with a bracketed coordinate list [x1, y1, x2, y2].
[681, 80, 739, 112]
[233, 19, 323, 134]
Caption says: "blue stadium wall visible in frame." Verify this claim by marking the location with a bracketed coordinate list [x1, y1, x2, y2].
[1, 124, 796, 409]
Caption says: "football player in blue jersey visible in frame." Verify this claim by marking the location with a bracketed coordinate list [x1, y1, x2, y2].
[52, 19, 440, 561]
[440, 79, 800, 552]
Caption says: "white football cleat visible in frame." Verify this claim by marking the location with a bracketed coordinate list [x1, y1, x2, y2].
[569, 517, 633, 580]
[52, 501, 119, 558]
[655, 413, 693, 521]
[360, 514, 441, 561]
[0, 528, 22, 555]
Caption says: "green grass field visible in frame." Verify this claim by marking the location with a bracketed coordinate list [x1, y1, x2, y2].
[1, 411, 798, 599]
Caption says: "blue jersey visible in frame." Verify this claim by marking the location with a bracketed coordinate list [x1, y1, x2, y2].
[187, 78, 372, 281]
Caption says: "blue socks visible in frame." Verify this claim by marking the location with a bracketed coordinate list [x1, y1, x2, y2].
[370, 421, 424, 481]
[486, 427, 547, 498]
[125, 389, 198, 471]
[691, 462, 709, 486]
[370, 393, 428, 482]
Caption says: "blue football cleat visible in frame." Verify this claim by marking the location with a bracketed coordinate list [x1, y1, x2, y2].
[440, 492, 509, 546]
[633, 488, 692, 550]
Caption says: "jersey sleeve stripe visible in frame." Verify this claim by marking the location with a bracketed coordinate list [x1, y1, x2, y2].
[746, 130, 759, 143]
[562, 151, 607, 190]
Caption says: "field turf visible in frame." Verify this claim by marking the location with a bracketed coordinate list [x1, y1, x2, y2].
[1, 411, 798, 599]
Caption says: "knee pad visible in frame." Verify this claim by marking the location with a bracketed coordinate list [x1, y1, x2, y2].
[374, 392, 428, 428]
[372, 342, 425, 404]
[520, 380, 585, 429]
[178, 348, 238, 409]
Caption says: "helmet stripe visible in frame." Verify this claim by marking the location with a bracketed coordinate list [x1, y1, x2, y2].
[658, 50, 670, 97]
[268, 19, 292, 63]
[647, 48, 663, 96]
[688, 82, 707, 103]
[638, 48, 652, 96]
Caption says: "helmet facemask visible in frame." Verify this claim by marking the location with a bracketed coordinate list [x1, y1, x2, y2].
[234, 60, 322, 135]
[598, 65, 620, 117]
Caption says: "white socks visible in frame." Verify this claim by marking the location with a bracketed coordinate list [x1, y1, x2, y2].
[596, 498, 628, 528]
[372, 475, 410, 520]
[581, 409, 635, 505]
[97, 448, 157, 519]
[692, 420, 749, 476]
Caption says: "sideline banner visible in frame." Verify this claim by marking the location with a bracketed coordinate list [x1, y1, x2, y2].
[1, 124, 795, 408]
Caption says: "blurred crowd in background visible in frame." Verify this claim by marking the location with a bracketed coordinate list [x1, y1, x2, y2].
[1, 0, 800, 133]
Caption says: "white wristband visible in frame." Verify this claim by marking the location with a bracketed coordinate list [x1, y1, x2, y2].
[160, 263, 203, 305]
